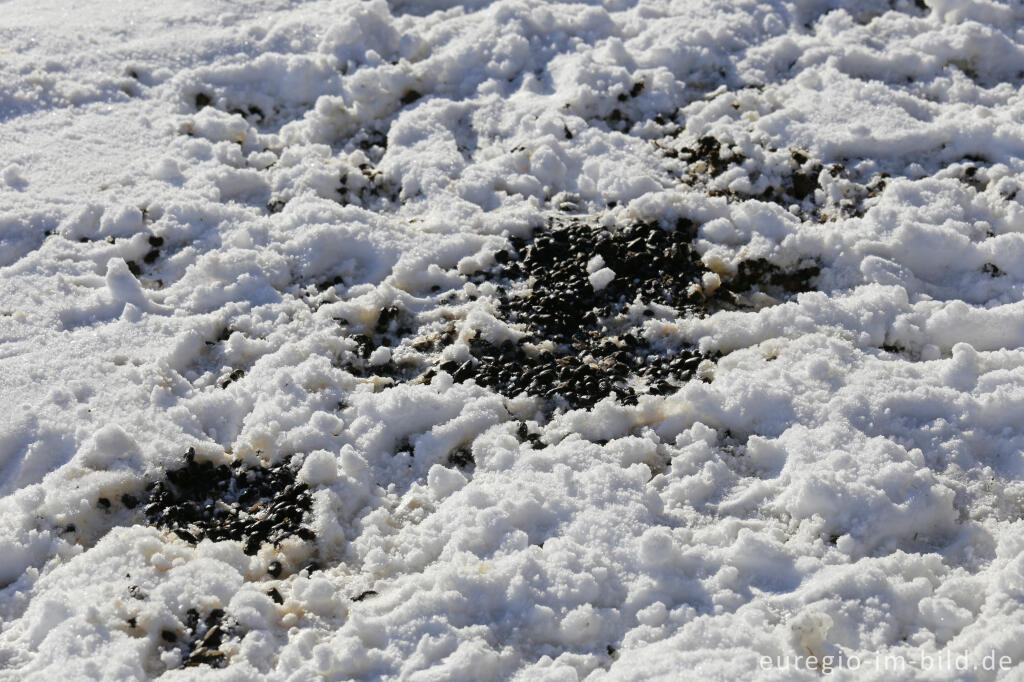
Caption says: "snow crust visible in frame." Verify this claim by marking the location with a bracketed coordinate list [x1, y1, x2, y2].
[3, 0, 1024, 679]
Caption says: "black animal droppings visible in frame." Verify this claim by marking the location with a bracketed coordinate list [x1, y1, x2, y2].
[220, 369, 245, 389]
[194, 92, 211, 109]
[126, 261, 141, 277]
[267, 588, 283, 605]
[98, 497, 111, 509]
[268, 560, 282, 578]
[148, 235, 164, 247]
[144, 450, 313, 556]
[376, 305, 400, 333]
[161, 630, 177, 643]
[174, 528, 198, 543]
[447, 449, 474, 469]
[791, 171, 818, 200]
[181, 608, 236, 669]
[143, 249, 160, 264]
[202, 625, 224, 649]
[121, 493, 139, 509]
[185, 648, 226, 669]
[452, 360, 475, 382]
[426, 215, 817, 411]
[353, 590, 378, 602]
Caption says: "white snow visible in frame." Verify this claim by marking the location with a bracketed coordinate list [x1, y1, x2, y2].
[589, 266, 617, 291]
[2, 0, 1024, 679]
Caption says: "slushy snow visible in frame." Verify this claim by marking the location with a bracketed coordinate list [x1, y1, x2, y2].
[2, 0, 1024, 679]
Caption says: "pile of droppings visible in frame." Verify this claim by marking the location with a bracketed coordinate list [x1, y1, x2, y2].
[143, 449, 315, 556]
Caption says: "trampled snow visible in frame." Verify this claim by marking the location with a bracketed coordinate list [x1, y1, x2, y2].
[2, 0, 1024, 679]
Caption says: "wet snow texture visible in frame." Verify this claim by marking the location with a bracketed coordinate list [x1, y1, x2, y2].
[3, 0, 1024, 679]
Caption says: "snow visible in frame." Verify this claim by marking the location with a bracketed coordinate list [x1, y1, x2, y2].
[2, 0, 1024, 679]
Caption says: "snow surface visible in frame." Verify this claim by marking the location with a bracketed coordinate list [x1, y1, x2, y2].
[3, 0, 1024, 679]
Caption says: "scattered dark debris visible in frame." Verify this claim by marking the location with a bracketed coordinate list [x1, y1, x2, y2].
[791, 166, 821, 200]
[446, 448, 474, 470]
[220, 368, 245, 389]
[352, 590, 378, 602]
[181, 608, 237, 669]
[143, 448, 314, 556]
[682, 136, 736, 177]
[983, 262, 1004, 277]
[726, 259, 819, 296]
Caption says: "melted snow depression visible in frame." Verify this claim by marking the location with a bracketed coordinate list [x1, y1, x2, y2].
[2, 0, 1024, 679]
